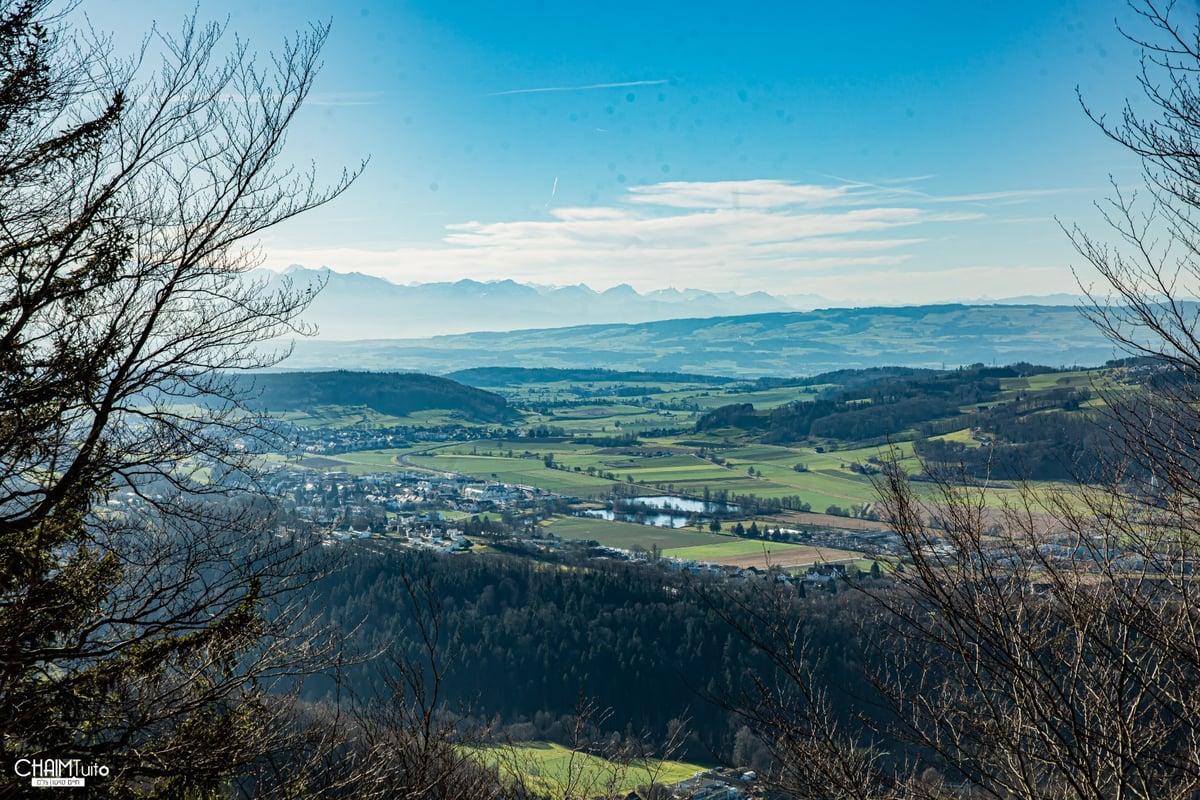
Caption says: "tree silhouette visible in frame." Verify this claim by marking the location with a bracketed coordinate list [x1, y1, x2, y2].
[0, 2, 359, 794]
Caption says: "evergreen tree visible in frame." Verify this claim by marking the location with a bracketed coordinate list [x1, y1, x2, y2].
[0, 2, 357, 794]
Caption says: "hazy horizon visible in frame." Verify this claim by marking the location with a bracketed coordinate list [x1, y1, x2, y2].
[269, 262, 1092, 308]
[86, 0, 1142, 305]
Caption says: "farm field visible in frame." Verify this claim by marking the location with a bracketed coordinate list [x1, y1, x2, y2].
[664, 540, 861, 569]
[772, 510, 895, 531]
[931, 427, 986, 447]
[651, 385, 820, 411]
[404, 436, 916, 510]
[408, 452, 618, 495]
[308, 448, 411, 475]
[438, 436, 886, 501]
[296, 456, 349, 470]
[1001, 369, 1100, 394]
[284, 429, 1034, 515]
[268, 363, 1131, 526]
[278, 406, 476, 429]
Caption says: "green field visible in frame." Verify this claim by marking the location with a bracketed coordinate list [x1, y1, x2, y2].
[404, 436, 903, 509]
[541, 515, 729, 550]
[931, 428, 985, 447]
[268, 364, 1124, 516]
[474, 741, 708, 795]
[409, 452, 618, 495]
[332, 448, 409, 466]
[663, 539, 812, 560]
[296, 427, 1033, 512]
[306, 448, 411, 475]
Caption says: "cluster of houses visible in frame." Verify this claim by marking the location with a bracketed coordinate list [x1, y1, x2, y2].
[665, 555, 850, 587]
[787, 525, 900, 554]
[265, 467, 543, 546]
[288, 423, 503, 456]
[255, 460, 913, 586]
[664, 768, 761, 799]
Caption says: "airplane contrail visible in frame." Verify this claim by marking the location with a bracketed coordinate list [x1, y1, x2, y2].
[485, 79, 668, 97]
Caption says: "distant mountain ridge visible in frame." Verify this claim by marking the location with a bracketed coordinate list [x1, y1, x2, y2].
[280, 304, 1126, 378]
[447, 366, 732, 387]
[258, 266, 1095, 340]
[256, 267, 817, 339]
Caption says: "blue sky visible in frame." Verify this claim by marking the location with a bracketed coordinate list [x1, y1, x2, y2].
[87, 0, 1147, 303]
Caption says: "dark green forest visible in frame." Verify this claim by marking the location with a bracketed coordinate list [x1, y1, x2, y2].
[235, 371, 516, 422]
[697, 364, 1118, 480]
[306, 547, 879, 766]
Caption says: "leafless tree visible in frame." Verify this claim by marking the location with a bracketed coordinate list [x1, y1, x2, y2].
[867, 464, 1200, 799]
[717, 3, 1200, 797]
[691, 561, 907, 800]
[869, 2, 1200, 793]
[337, 559, 521, 800]
[0, 0, 360, 794]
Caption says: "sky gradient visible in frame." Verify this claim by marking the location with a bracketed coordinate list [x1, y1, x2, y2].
[86, 0, 1148, 304]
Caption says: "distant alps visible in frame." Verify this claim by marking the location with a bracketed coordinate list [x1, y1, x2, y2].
[256, 266, 813, 339]
[258, 266, 1087, 340]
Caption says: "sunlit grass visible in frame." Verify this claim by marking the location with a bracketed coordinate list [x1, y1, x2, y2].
[470, 741, 709, 796]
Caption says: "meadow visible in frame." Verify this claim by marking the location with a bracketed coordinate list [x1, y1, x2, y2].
[664, 540, 863, 569]
[473, 741, 708, 796]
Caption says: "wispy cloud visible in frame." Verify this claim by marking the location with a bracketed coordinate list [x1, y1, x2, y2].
[484, 79, 669, 97]
[930, 188, 1074, 205]
[624, 180, 858, 209]
[260, 177, 1079, 302]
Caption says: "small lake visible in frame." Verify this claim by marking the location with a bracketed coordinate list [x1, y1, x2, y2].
[577, 509, 693, 528]
[575, 495, 738, 529]
[618, 495, 738, 513]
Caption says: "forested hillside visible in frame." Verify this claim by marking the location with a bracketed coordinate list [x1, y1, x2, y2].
[235, 371, 516, 422]
[307, 547, 879, 766]
[447, 366, 731, 388]
[697, 363, 1118, 480]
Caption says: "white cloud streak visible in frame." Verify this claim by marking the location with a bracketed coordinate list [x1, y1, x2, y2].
[260, 178, 1074, 302]
[484, 79, 669, 97]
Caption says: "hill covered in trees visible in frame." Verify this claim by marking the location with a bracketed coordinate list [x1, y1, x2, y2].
[696, 363, 1119, 480]
[307, 546, 875, 767]
[446, 366, 732, 387]
[236, 371, 517, 422]
[283, 304, 1123, 376]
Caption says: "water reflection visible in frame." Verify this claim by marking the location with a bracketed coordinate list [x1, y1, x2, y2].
[574, 494, 738, 528]
[578, 508, 692, 528]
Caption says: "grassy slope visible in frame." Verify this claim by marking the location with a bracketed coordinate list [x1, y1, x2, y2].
[472, 741, 709, 795]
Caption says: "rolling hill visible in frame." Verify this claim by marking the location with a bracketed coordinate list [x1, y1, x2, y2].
[281, 304, 1123, 378]
[234, 371, 516, 423]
